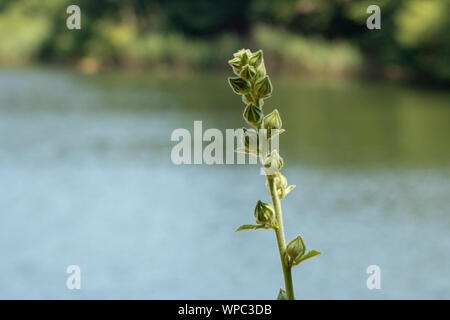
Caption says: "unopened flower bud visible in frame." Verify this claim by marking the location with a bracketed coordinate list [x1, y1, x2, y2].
[274, 172, 287, 198]
[274, 172, 287, 187]
[228, 77, 251, 95]
[264, 149, 283, 171]
[286, 235, 306, 261]
[256, 63, 266, 79]
[249, 50, 263, 67]
[228, 57, 242, 75]
[243, 104, 263, 127]
[233, 49, 247, 58]
[255, 76, 272, 98]
[233, 49, 251, 60]
[240, 64, 256, 81]
[240, 51, 250, 66]
[254, 200, 274, 226]
[266, 172, 295, 199]
[263, 109, 282, 131]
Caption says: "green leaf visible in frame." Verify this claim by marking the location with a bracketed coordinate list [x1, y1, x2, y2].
[284, 185, 296, 197]
[235, 224, 268, 232]
[293, 250, 321, 266]
[235, 147, 259, 156]
[276, 288, 287, 300]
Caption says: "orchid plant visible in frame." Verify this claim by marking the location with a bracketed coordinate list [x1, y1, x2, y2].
[227, 49, 321, 300]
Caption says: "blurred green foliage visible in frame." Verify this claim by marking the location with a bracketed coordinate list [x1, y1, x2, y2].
[0, 0, 448, 83]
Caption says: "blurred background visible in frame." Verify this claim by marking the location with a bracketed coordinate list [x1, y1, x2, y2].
[0, 0, 449, 299]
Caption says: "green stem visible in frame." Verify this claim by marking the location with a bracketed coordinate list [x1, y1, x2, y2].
[267, 175, 295, 300]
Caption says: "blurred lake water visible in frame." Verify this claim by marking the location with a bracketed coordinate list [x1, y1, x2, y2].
[0, 68, 449, 299]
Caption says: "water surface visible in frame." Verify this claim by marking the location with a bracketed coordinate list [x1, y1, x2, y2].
[0, 68, 449, 299]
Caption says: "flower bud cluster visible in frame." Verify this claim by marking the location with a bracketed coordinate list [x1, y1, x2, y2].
[228, 49, 286, 173]
[229, 49, 321, 285]
[228, 49, 271, 126]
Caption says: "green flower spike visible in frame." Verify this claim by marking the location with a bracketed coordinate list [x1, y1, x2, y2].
[227, 49, 320, 300]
